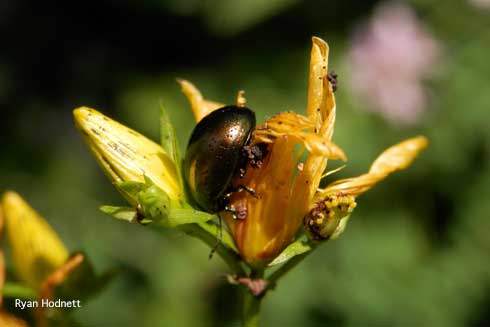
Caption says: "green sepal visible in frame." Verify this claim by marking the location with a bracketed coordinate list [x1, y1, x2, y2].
[114, 180, 146, 208]
[159, 102, 182, 166]
[159, 208, 215, 228]
[268, 239, 313, 266]
[330, 215, 351, 239]
[159, 102, 186, 203]
[100, 205, 137, 223]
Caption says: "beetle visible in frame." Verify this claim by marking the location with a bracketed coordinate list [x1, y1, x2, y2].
[183, 105, 261, 217]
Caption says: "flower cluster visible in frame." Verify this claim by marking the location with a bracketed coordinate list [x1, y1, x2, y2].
[348, 3, 441, 125]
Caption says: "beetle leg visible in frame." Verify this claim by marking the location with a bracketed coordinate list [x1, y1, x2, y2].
[236, 185, 261, 199]
[224, 205, 238, 220]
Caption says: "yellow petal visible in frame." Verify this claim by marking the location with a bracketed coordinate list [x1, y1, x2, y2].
[322, 136, 428, 197]
[0, 310, 29, 327]
[225, 137, 311, 266]
[307, 37, 329, 121]
[303, 37, 338, 200]
[177, 79, 224, 123]
[253, 111, 346, 160]
[306, 37, 336, 140]
[2, 191, 69, 290]
[74, 107, 182, 202]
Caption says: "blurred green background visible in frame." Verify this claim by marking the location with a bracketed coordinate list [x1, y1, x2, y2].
[1, 0, 489, 326]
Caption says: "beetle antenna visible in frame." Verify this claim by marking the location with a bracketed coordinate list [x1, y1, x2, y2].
[209, 213, 223, 259]
[236, 90, 247, 107]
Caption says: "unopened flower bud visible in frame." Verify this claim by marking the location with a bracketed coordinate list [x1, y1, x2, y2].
[304, 193, 357, 241]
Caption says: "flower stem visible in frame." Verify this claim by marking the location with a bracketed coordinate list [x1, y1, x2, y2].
[242, 268, 264, 327]
[242, 289, 262, 327]
[178, 223, 246, 275]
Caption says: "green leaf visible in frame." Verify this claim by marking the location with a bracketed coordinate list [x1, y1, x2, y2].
[160, 102, 186, 203]
[160, 102, 182, 168]
[114, 180, 146, 203]
[100, 205, 137, 223]
[268, 239, 313, 266]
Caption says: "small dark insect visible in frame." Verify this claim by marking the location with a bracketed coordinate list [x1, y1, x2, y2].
[327, 71, 338, 92]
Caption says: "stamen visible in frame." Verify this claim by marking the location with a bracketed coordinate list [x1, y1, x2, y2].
[304, 193, 356, 240]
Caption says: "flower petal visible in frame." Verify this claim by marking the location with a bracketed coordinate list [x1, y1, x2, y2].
[177, 79, 224, 122]
[322, 136, 428, 197]
[307, 37, 329, 121]
[253, 111, 346, 160]
[306, 37, 336, 140]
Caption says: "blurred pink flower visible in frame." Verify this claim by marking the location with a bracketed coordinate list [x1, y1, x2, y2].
[348, 2, 441, 125]
[469, 0, 490, 9]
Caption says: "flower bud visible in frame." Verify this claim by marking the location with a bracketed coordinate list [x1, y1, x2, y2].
[1, 191, 68, 290]
[304, 193, 357, 240]
[73, 107, 183, 203]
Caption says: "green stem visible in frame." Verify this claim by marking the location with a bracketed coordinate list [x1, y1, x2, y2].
[178, 223, 246, 275]
[242, 289, 262, 327]
[242, 269, 264, 327]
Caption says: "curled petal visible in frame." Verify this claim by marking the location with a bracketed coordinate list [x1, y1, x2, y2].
[369, 136, 428, 175]
[74, 107, 182, 202]
[177, 79, 224, 122]
[321, 136, 428, 197]
[253, 111, 346, 160]
[306, 37, 336, 140]
[307, 37, 329, 121]
[2, 191, 69, 290]
[302, 37, 338, 200]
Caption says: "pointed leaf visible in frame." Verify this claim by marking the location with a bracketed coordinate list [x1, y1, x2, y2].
[268, 239, 313, 266]
[159, 102, 181, 167]
[100, 206, 137, 223]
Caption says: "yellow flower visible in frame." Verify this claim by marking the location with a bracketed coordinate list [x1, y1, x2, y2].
[73, 107, 183, 204]
[180, 37, 427, 267]
[1, 191, 69, 290]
